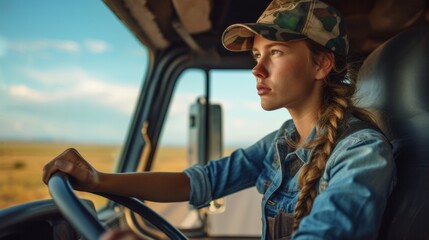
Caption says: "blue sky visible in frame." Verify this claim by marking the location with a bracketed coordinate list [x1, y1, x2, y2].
[0, 1, 290, 146]
[0, 0, 146, 144]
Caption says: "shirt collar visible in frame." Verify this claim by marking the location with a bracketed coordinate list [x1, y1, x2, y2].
[281, 119, 317, 164]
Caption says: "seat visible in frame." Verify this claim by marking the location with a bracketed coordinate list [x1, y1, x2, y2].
[355, 26, 429, 239]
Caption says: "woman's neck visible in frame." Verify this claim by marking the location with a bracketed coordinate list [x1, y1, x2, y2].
[288, 108, 320, 147]
[286, 79, 324, 146]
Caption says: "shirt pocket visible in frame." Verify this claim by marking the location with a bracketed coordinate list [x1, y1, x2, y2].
[275, 189, 299, 213]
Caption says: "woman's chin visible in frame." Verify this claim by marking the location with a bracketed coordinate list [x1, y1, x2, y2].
[260, 102, 280, 111]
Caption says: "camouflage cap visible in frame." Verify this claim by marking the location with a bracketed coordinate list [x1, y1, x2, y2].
[221, 0, 348, 57]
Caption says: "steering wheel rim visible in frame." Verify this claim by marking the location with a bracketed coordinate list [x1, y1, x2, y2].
[48, 172, 188, 240]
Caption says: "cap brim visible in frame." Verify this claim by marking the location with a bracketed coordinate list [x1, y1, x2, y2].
[222, 23, 307, 52]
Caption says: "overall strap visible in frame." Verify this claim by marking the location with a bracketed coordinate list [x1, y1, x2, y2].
[335, 120, 384, 148]
[336, 120, 381, 142]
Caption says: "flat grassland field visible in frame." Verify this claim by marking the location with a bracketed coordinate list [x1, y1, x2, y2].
[0, 141, 188, 209]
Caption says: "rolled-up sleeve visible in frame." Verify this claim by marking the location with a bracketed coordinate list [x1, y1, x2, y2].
[183, 165, 213, 208]
[183, 130, 278, 209]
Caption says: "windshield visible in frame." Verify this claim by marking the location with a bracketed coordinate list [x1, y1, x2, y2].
[0, 0, 147, 209]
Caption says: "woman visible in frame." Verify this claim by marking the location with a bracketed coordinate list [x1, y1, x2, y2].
[43, 0, 396, 239]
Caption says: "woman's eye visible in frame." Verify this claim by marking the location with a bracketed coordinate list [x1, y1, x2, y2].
[271, 49, 282, 55]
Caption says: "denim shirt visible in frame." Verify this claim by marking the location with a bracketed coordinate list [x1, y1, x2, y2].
[184, 116, 396, 239]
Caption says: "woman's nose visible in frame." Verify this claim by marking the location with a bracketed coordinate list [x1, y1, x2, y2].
[252, 60, 268, 79]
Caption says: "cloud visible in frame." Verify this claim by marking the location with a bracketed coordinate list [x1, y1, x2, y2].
[84, 39, 108, 53]
[169, 93, 199, 115]
[7, 68, 139, 114]
[8, 39, 80, 53]
[6, 38, 110, 54]
[9, 84, 51, 102]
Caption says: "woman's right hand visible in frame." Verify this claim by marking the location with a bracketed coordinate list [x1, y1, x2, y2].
[42, 148, 101, 192]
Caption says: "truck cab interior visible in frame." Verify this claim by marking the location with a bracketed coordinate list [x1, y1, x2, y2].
[0, 0, 428, 239]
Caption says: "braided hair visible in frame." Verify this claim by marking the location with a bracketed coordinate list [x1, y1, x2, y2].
[292, 39, 379, 231]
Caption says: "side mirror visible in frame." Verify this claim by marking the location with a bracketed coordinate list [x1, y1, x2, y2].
[188, 96, 223, 166]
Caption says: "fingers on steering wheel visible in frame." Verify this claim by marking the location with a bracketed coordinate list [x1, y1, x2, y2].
[42, 148, 86, 185]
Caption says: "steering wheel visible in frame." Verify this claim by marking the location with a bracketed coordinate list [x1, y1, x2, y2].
[48, 172, 188, 240]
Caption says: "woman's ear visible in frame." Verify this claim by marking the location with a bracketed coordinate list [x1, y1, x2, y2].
[314, 52, 335, 80]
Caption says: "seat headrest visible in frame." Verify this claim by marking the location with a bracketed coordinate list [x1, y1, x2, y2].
[356, 26, 429, 140]
[359, 26, 429, 240]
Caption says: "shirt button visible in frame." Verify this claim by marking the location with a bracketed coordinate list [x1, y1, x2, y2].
[267, 200, 276, 206]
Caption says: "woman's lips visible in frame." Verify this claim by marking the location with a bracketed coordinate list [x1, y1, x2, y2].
[257, 83, 271, 96]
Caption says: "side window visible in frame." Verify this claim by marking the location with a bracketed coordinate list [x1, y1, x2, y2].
[207, 70, 290, 236]
[144, 68, 290, 235]
[151, 69, 205, 172]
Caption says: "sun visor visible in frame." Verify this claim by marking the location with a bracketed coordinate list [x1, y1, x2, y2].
[172, 0, 212, 34]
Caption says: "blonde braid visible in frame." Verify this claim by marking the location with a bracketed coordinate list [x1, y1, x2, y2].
[292, 83, 350, 230]
[292, 39, 364, 231]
